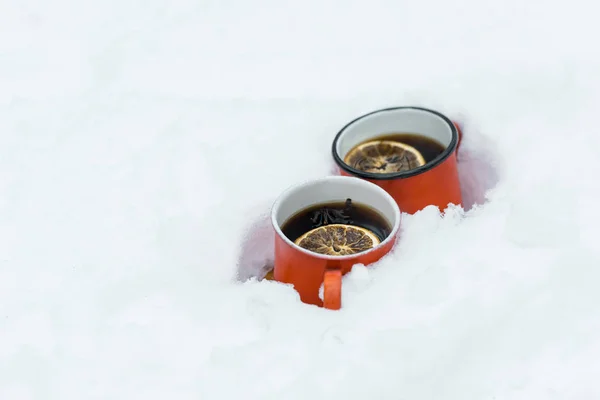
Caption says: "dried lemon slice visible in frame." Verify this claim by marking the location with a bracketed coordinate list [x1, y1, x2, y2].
[344, 139, 426, 174]
[294, 224, 380, 256]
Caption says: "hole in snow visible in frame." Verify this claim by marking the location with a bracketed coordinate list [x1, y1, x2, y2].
[235, 117, 500, 282]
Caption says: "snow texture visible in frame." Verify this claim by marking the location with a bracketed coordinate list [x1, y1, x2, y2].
[2, 0, 600, 398]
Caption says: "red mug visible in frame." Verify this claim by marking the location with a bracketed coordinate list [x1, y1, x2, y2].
[271, 176, 401, 310]
[332, 106, 463, 214]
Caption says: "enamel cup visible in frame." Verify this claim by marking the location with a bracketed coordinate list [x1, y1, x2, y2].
[332, 106, 463, 214]
[271, 176, 401, 310]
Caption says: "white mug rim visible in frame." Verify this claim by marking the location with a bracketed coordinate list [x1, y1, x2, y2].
[271, 175, 401, 261]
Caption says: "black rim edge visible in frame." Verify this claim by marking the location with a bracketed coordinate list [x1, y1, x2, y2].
[331, 106, 458, 180]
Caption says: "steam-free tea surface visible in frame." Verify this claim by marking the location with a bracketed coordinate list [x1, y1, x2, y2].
[344, 133, 445, 174]
[281, 199, 391, 256]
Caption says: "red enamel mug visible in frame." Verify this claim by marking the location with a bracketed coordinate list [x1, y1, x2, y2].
[332, 106, 463, 214]
[271, 176, 401, 310]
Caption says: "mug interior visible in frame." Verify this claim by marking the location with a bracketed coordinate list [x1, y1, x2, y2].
[272, 176, 400, 258]
[335, 107, 454, 159]
[333, 107, 457, 180]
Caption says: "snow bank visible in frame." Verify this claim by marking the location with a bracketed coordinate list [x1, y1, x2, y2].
[1, 0, 600, 398]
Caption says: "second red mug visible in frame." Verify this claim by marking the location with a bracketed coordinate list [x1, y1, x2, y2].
[332, 106, 463, 214]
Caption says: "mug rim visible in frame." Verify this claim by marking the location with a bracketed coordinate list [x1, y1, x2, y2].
[271, 175, 401, 261]
[332, 106, 459, 180]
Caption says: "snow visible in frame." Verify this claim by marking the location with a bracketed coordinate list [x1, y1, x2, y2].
[1, 0, 600, 398]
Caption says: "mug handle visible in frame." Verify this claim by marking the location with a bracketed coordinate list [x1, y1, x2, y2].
[323, 267, 342, 310]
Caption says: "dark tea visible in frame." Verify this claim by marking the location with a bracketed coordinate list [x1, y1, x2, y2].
[344, 133, 446, 174]
[281, 199, 391, 256]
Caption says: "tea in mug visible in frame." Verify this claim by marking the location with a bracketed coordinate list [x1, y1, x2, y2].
[281, 198, 391, 256]
[344, 133, 445, 174]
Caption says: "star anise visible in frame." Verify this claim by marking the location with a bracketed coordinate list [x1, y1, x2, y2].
[310, 198, 354, 228]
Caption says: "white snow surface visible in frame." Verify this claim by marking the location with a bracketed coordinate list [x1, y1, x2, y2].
[2, 0, 600, 398]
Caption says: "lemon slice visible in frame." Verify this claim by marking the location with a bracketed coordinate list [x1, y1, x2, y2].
[294, 224, 380, 256]
[344, 139, 426, 174]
